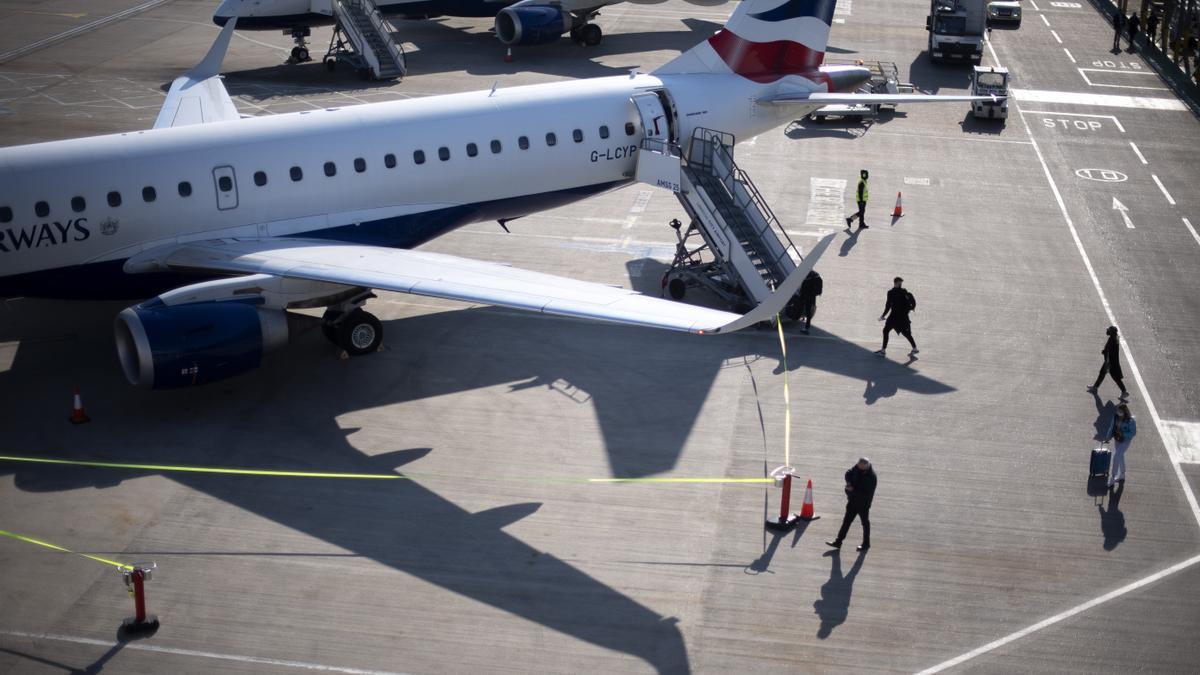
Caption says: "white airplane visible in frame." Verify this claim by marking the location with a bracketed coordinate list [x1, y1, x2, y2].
[0, 0, 988, 389]
[213, 0, 635, 57]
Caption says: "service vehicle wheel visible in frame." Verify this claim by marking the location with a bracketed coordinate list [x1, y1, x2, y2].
[337, 309, 383, 356]
[324, 57, 337, 71]
[667, 277, 686, 300]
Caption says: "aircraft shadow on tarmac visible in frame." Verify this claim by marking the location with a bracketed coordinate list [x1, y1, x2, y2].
[0, 292, 952, 673]
[905, 54, 973, 95]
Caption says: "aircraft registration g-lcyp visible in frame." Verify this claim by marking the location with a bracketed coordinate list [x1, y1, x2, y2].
[0, 0, 990, 390]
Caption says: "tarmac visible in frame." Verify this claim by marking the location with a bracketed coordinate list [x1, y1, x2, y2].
[2, 0, 1200, 673]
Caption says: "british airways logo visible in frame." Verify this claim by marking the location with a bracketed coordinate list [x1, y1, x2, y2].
[749, 0, 837, 25]
[0, 219, 90, 253]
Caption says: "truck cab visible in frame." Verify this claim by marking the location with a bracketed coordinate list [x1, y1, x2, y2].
[927, 0, 986, 64]
[970, 65, 1008, 119]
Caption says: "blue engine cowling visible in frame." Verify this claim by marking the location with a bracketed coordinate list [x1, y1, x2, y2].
[495, 5, 569, 46]
[114, 300, 288, 389]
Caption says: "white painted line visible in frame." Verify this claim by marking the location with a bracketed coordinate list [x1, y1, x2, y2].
[1161, 420, 1200, 463]
[1063, 47, 1076, 63]
[0, 629, 404, 674]
[1151, 174, 1176, 205]
[916, 553, 1200, 674]
[1078, 68, 1170, 91]
[904, 177, 931, 186]
[1050, 29, 1063, 43]
[1129, 141, 1147, 164]
[1183, 217, 1200, 249]
[1018, 109, 1125, 132]
[1029, 0, 1040, 9]
[1040, 13, 1051, 26]
[1010, 89, 1187, 111]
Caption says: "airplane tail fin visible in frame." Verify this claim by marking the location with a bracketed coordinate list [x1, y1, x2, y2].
[654, 0, 837, 81]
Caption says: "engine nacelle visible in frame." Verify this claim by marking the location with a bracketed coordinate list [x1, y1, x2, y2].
[115, 300, 288, 389]
[495, 5, 569, 46]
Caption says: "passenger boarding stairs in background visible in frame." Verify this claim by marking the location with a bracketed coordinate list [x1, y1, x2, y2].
[637, 128, 802, 312]
[327, 0, 406, 80]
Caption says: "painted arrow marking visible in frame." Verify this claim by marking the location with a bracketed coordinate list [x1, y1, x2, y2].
[1112, 197, 1135, 229]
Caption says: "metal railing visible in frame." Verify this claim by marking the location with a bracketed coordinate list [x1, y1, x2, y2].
[337, 0, 405, 77]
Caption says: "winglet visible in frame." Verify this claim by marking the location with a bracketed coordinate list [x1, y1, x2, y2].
[701, 233, 834, 334]
[153, 18, 240, 129]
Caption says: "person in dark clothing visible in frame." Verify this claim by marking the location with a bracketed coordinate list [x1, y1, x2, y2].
[845, 169, 869, 229]
[1146, 12, 1159, 48]
[1127, 12, 1140, 52]
[827, 457, 877, 552]
[875, 277, 917, 356]
[796, 270, 823, 334]
[1111, 10, 1125, 52]
[1088, 325, 1129, 399]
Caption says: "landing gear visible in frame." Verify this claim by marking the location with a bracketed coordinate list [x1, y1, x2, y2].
[289, 27, 313, 63]
[321, 293, 383, 356]
[571, 22, 602, 46]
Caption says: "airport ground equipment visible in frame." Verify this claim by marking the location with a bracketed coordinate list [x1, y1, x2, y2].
[986, 0, 1022, 26]
[637, 127, 805, 316]
[766, 467, 801, 530]
[120, 562, 159, 634]
[323, 0, 406, 80]
[927, 0, 987, 64]
[806, 61, 915, 122]
[970, 65, 1009, 119]
[68, 386, 90, 424]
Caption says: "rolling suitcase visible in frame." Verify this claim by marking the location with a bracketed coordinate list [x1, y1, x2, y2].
[1090, 442, 1111, 477]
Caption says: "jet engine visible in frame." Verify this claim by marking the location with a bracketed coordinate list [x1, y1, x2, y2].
[115, 300, 288, 389]
[495, 5, 569, 46]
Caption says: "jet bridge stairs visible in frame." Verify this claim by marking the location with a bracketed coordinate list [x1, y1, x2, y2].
[324, 0, 406, 80]
[639, 128, 804, 317]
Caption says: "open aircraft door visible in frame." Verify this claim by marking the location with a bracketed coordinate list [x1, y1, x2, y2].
[631, 92, 676, 146]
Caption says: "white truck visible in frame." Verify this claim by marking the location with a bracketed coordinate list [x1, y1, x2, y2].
[970, 65, 1008, 119]
[927, 0, 987, 64]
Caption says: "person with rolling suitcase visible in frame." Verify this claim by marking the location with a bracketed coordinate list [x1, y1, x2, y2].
[1107, 403, 1137, 489]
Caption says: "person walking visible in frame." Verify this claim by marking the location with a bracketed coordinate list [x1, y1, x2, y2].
[875, 277, 917, 356]
[1146, 11, 1159, 48]
[1088, 325, 1128, 399]
[1127, 11, 1140, 52]
[1112, 9, 1125, 52]
[845, 169, 869, 229]
[1107, 403, 1137, 489]
[827, 457, 877, 552]
[796, 270, 823, 334]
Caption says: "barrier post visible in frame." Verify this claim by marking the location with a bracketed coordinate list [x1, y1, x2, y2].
[121, 562, 159, 634]
[766, 466, 800, 531]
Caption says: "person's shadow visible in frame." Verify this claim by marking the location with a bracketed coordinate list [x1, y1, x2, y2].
[813, 549, 867, 638]
[1099, 482, 1127, 550]
[839, 226, 861, 257]
[1091, 390, 1116, 441]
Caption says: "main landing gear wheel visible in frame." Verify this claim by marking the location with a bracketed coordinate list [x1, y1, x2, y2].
[337, 309, 383, 356]
[580, 23, 602, 46]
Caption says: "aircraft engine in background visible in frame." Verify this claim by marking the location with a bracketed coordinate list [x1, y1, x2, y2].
[495, 5, 578, 46]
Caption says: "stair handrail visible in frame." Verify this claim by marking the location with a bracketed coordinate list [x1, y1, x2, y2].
[360, 0, 405, 74]
[688, 128, 802, 279]
[338, 0, 405, 76]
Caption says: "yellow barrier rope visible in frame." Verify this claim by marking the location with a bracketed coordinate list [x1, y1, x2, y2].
[0, 528, 131, 570]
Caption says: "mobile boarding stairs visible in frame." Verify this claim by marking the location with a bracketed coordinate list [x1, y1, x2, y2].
[637, 127, 806, 318]
[290, 0, 406, 80]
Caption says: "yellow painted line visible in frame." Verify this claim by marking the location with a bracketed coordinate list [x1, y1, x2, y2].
[13, 10, 89, 19]
[0, 529, 130, 570]
[0, 455, 768, 485]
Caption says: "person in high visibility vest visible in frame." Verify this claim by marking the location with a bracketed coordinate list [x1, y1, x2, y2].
[845, 169, 869, 229]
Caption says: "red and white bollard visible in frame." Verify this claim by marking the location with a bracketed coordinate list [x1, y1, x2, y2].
[765, 466, 800, 531]
[121, 562, 159, 634]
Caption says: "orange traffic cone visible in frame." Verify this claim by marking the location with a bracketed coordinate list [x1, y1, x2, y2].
[892, 192, 903, 218]
[796, 479, 819, 520]
[504, 48, 513, 63]
[69, 386, 90, 424]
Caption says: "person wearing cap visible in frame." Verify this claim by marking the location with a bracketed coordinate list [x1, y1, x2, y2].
[845, 169, 869, 229]
[1088, 325, 1128, 399]
[827, 457, 877, 552]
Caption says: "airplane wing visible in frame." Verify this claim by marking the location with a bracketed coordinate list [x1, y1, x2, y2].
[136, 234, 832, 334]
[153, 18, 241, 128]
[762, 92, 1002, 105]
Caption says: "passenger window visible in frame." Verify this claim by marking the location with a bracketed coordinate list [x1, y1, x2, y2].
[354, 157, 366, 173]
[217, 176, 233, 192]
[178, 181, 192, 197]
[437, 147, 449, 161]
[573, 129, 583, 143]
[599, 125, 610, 139]
[546, 132, 558, 147]
[518, 136, 529, 150]
[384, 153, 396, 169]
[290, 167, 303, 182]
[254, 171, 268, 186]
[71, 196, 86, 213]
[35, 201, 49, 218]
[466, 143, 478, 158]
[0, 206, 10, 223]
[490, 140, 502, 154]
[142, 186, 156, 202]
[414, 150, 426, 165]
[324, 161, 337, 177]
[107, 191, 122, 207]
[625, 122, 636, 136]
